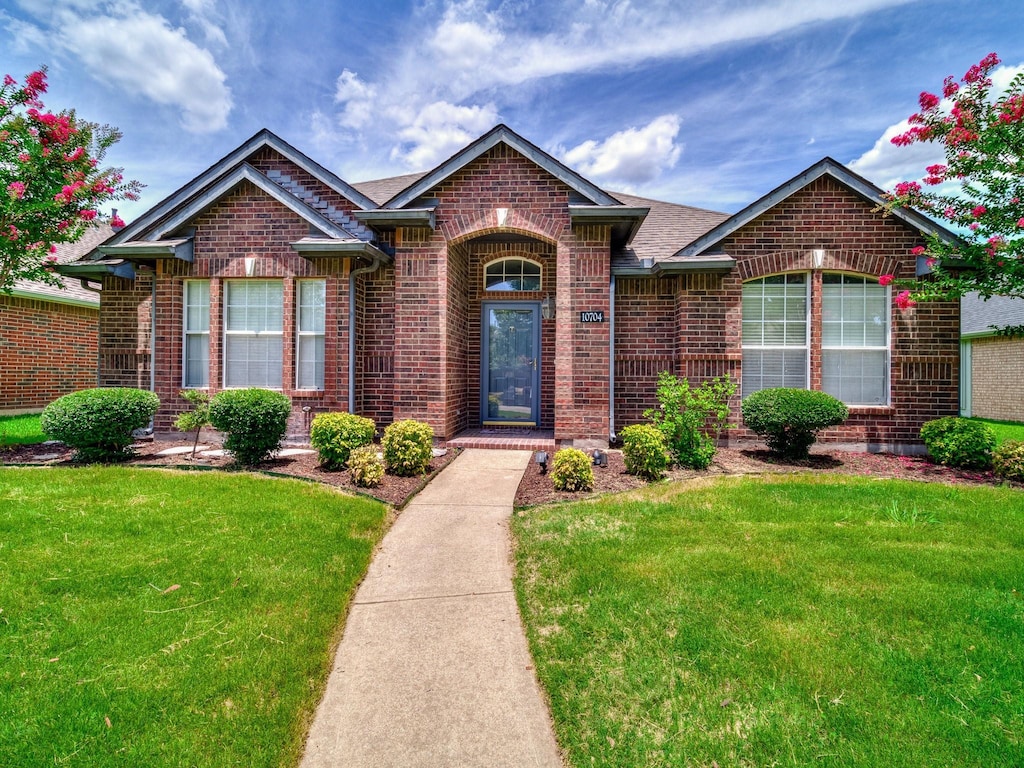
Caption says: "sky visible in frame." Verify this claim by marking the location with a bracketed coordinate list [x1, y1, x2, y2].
[2, 0, 1024, 223]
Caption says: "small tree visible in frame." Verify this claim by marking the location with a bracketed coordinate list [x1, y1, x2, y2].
[884, 52, 1024, 312]
[174, 390, 211, 461]
[0, 67, 141, 293]
[643, 372, 736, 469]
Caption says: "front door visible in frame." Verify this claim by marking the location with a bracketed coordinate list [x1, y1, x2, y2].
[481, 303, 540, 426]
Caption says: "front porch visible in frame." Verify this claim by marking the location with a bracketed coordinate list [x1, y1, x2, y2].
[446, 427, 556, 452]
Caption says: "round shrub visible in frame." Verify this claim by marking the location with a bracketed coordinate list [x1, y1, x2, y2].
[550, 447, 594, 492]
[620, 424, 669, 480]
[209, 388, 292, 466]
[920, 416, 995, 469]
[382, 419, 434, 476]
[41, 387, 160, 461]
[992, 440, 1024, 482]
[741, 388, 849, 460]
[348, 445, 385, 488]
[310, 412, 376, 469]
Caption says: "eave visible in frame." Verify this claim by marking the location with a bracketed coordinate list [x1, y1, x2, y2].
[58, 258, 136, 280]
[290, 238, 391, 264]
[98, 236, 194, 262]
[353, 208, 436, 229]
[569, 205, 649, 248]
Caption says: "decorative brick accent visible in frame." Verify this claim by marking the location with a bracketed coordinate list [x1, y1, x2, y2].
[0, 295, 98, 411]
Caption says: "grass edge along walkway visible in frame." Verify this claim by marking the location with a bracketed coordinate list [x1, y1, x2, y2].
[0, 466, 389, 768]
[513, 473, 1024, 768]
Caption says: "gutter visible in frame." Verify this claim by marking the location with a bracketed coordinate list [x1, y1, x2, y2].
[348, 252, 384, 413]
[609, 273, 616, 443]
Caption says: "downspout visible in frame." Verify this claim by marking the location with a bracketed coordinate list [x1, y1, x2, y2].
[348, 253, 384, 413]
[609, 273, 616, 443]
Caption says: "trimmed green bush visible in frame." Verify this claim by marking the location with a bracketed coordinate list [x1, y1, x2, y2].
[209, 388, 292, 467]
[920, 416, 995, 469]
[348, 445, 385, 487]
[992, 440, 1024, 482]
[41, 387, 160, 461]
[550, 447, 594, 492]
[742, 388, 849, 459]
[382, 419, 434, 476]
[310, 412, 376, 470]
[620, 424, 669, 480]
[644, 372, 735, 469]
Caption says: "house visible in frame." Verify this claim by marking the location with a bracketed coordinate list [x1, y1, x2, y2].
[1, 224, 112, 414]
[62, 125, 960, 452]
[960, 293, 1024, 422]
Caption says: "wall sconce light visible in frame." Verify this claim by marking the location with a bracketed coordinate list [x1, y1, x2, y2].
[592, 449, 607, 467]
[541, 295, 554, 320]
[244, 255, 256, 276]
[535, 450, 549, 474]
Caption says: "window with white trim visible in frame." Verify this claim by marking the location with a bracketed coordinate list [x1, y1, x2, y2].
[821, 274, 889, 405]
[741, 274, 808, 393]
[183, 280, 209, 388]
[296, 279, 326, 390]
[484, 258, 541, 291]
[224, 280, 283, 388]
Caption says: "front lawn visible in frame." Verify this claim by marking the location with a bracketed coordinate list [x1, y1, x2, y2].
[970, 416, 1024, 445]
[0, 413, 45, 445]
[0, 467, 388, 767]
[514, 475, 1024, 767]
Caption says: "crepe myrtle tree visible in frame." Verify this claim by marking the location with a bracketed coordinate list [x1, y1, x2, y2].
[0, 67, 141, 293]
[883, 52, 1024, 319]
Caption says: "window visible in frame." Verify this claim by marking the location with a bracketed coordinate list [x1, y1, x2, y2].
[224, 280, 283, 388]
[484, 258, 541, 291]
[821, 274, 888, 405]
[183, 280, 209, 387]
[741, 274, 808, 393]
[296, 279, 326, 389]
[742, 273, 890, 406]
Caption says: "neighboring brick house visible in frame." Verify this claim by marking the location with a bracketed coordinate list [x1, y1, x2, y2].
[63, 126, 960, 451]
[960, 294, 1024, 422]
[1, 224, 112, 414]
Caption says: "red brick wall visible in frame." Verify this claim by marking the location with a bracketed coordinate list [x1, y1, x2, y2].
[99, 272, 153, 391]
[1, 295, 98, 411]
[358, 266, 394, 427]
[612, 176, 958, 450]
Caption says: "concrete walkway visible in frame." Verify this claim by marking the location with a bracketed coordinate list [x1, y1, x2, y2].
[299, 449, 563, 768]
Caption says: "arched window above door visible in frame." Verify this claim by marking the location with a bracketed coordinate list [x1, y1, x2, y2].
[484, 258, 542, 291]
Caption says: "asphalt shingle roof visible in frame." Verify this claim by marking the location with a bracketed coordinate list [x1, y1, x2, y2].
[961, 293, 1024, 335]
[12, 224, 114, 305]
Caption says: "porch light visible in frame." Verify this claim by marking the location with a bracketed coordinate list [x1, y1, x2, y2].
[535, 450, 549, 474]
[592, 449, 607, 467]
[541, 295, 554, 320]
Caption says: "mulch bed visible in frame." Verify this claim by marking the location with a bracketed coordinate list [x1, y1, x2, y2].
[0, 438, 460, 508]
[3, 439, 1010, 510]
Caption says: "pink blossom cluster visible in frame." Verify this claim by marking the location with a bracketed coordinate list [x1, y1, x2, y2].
[895, 290, 917, 310]
[999, 94, 1024, 124]
[7, 181, 25, 199]
[54, 180, 86, 204]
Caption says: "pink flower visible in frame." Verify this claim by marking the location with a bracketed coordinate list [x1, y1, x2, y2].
[919, 91, 940, 110]
[971, 205, 986, 218]
[943, 206, 957, 218]
[110, 214, 125, 229]
[878, 274, 894, 286]
[24, 70, 46, 95]
[942, 76, 959, 98]
[2, 74, 15, 87]
[7, 181, 25, 199]
[969, 223, 979, 231]
[17, 152, 29, 162]
[46, 252, 57, 262]
[895, 290, 917, 310]
[911, 245, 926, 256]
[79, 209, 97, 221]
[894, 181, 922, 197]
[63, 146, 84, 163]
[1017, 218, 1024, 228]
[925, 257, 937, 268]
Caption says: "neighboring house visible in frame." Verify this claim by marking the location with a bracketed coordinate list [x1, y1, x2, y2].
[1, 224, 112, 414]
[62, 125, 959, 451]
[960, 293, 1024, 422]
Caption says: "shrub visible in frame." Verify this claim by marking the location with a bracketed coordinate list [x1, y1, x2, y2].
[644, 372, 736, 469]
[382, 419, 434, 476]
[550, 447, 594, 492]
[920, 416, 995, 469]
[348, 445, 385, 488]
[310, 412, 376, 470]
[209, 388, 292, 467]
[174, 390, 211, 460]
[41, 387, 160, 462]
[992, 440, 1024, 482]
[620, 424, 669, 480]
[742, 388, 849, 460]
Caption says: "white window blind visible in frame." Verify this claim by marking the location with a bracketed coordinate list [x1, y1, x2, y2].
[224, 280, 283, 388]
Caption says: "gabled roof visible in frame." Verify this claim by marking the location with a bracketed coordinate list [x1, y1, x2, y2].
[676, 157, 961, 259]
[104, 129, 378, 246]
[383, 124, 622, 209]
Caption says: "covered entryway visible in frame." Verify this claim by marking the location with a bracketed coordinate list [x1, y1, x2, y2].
[481, 302, 541, 426]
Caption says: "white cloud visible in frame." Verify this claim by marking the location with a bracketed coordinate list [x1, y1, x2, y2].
[391, 100, 500, 168]
[182, 0, 229, 47]
[334, 69, 377, 129]
[559, 115, 682, 186]
[8, 1, 232, 133]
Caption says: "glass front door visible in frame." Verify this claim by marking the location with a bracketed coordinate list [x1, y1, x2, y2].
[482, 303, 540, 425]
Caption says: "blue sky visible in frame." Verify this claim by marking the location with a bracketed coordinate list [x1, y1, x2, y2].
[3, 0, 1023, 222]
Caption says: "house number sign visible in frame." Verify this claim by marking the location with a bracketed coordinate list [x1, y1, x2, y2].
[579, 311, 605, 323]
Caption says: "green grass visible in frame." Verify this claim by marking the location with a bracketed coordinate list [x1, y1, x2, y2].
[969, 417, 1024, 445]
[513, 475, 1024, 767]
[0, 413, 45, 445]
[0, 467, 388, 767]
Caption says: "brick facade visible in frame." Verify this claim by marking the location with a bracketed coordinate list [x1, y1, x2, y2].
[1, 295, 98, 412]
[968, 337, 1024, 422]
